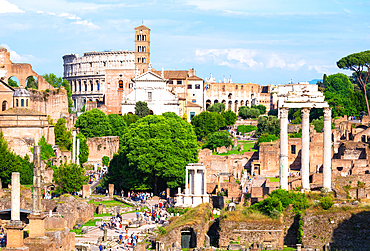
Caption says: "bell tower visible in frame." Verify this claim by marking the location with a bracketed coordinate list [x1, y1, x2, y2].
[134, 25, 150, 74]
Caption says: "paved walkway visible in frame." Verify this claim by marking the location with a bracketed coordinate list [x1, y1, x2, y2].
[76, 197, 167, 250]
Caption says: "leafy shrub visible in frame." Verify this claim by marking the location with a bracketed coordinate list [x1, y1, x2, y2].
[237, 125, 257, 135]
[250, 197, 284, 217]
[320, 196, 334, 210]
[158, 226, 167, 235]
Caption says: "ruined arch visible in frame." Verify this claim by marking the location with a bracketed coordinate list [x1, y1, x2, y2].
[206, 99, 211, 110]
[228, 100, 232, 110]
[240, 100, 244, 106]
[222, 100, 226, 104]
[214, 100, 219, 104]
[234, 100, 238, 112]
[2, 100, 8, 111]
[8, 76, 19, 87]
[26, 75, 38, 89]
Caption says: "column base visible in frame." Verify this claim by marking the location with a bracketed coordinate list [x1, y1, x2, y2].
[27, 213, 46, 238]
[24, 236, 55, 251]
[5, 220, 27, 249]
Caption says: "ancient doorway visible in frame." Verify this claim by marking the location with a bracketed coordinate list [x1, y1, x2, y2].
[181, 228, 196, 248]
[2, 101, 7, 111]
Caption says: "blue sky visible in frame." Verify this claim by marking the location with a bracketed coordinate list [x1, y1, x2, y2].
[1, 0, 370, 85]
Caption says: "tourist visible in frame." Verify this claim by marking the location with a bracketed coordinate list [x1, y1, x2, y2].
[99, 244, 103, 251]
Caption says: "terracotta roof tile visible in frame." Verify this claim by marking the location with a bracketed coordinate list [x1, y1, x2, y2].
[0, 108, 46, 116]
[185, 102, 202, 108]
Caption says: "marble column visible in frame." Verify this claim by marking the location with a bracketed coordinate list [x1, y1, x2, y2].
[72, 130, 77, 163]
[279, 108, 289, 190]
[77, 138, 80, 165]
[11, 172, 20, 221]
[323, 108, 332, 191]
[203, 169, 207, 195]
[301, 108, 310, 191]
[32, 146, 42, 214]
[185, 168, 189, 195]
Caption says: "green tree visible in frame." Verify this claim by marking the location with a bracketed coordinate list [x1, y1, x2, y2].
[53, 162, 88, 194]
[106, 113, 198, 194]
[77, 133, 89, 165]
[257, 133, 279, 146]
[203, 131, 233, 151]
[256, 116, 280, 137]
[42, 73, 73, 110]
[54, 118, 72, 151]
[312, 116, 324, 133]
[135, 101, 150, 118]
[102, 156, 110, 167]
[36, 136, 55, 160]
[221, 110, 237, 126]
[191, 111, 226, 139]
[291, 109, 302, 124]
[122, 113, 140, 127]
[268, 109, 278, 116]
[337, 50, 370, 115]
[8, 78, 18, 87]
[0, 132, 33, 185]
[75, 108, 112, 138]
[252, 104, 267, 115]
[108, 114, 127, 149]
[237, 125, 257, 135]
[239, 107, 260, 119]
[26, 76, 38, 89]
[207, 103, 225, 113]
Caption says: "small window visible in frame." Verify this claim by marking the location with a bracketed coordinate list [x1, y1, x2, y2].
[91, 83, 93, 91]
[84, 84, 87, 91]
[90, 63, 92, 67]
[235, 85, 238, 89]
[16, 99, 18, 107]
[177, 80, 182, 85]
[291, 145, 296, 155]
[142, 57, 146, 63]
[97, 81, 100, 91]
[241, 85, 243, 90]
[222, 85, 225, 92]
[143, 46, 146, 52]
[26, 99, 28, 107]
[21, 99, 24, 107]
[337, 167, 343, 171]
[195, 84, 200, 89]
[190, 112, 196, 120]
[143, 35, 146, 41]
[137, 58, 140, 63]
[192, 99, 196, 103]
[119, 80, 124, 89]
[187, 84, 192, 89]
[2, 101, 7, 111]
[137, 35, 141, 41]
[129, 83, 133, 89]
[148, 92, 152, 100]
[103, 62, 106, 67]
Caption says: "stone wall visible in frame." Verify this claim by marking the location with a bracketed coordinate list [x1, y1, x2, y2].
[158, 203, 212, 249]
[28, 88, 69, 122]
[86, 136, 119, 166]
[55, 195, 95, 229]
[302, 209, 370, 250]
[219, 217, 284, 249]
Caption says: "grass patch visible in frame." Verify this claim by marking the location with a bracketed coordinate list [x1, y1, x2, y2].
[161, 203, 212, 235]
[84, 219, 102, 227]
[267, 177, 280, 182]
[88, 200, 131, 207]
[70, 228, 83, 235]
[93, 213, 113, 217]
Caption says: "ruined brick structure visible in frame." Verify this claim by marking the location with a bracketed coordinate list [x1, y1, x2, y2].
[204, 74, 271, 113]
[85, 136, 119, 167]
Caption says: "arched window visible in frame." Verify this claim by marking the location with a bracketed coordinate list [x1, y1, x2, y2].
[119, 80, 124, 89]
[142, 57, 146, 63]
[74, 82, 77, 92]
[16, 99, 19, 107]
[26, 99, 28, 107]
[91, 82, 94, 91]
[21, 99, 24, 107]
[222, 85, 225, 92]
[143, 35, 146, 41]
[84, 83, 87, 91]
[143, 46, 146, 52]
[79, 82, 81, 92]
[2, 101, 7, 111]
[97, 81, 100, 91]
[137, 58, 141, 63]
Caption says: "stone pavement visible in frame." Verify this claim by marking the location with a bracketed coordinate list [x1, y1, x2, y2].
[76, 197, 167, 250]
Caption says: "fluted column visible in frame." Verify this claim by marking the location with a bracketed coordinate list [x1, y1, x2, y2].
[323, 107, 332, 191]
[279, 108, 289, 190]
[72, 130, 77, 163]
[301, 108, 310, 191]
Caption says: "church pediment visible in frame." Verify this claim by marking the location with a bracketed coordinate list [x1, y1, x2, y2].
[133, 71, 166, 82]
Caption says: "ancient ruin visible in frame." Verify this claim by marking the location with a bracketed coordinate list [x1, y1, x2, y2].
[278, 82, 331, 191]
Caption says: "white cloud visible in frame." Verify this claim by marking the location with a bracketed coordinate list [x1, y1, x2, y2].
[48, 12, 56, 15]
[195, 48, 307, 71]
[58, 12, 81, 20]
[0, 0, 24, 13]
[36, 10, 43, 13]
[308, 64, 337, 74]
[72, 20, 99, 29]
[0, 44, 35, 63]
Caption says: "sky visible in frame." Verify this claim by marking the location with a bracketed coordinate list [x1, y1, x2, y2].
[1, 0, 370, 85]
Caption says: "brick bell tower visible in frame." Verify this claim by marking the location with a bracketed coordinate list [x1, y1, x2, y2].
[134, 25, 150, 74]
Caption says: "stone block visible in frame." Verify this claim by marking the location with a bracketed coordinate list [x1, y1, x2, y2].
[82, 185, 90, 199]
[108, 184, 114, 198]
[228, 244, 242, 250]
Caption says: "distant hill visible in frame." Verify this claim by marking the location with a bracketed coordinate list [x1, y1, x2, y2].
[309, 79, 322, 85]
